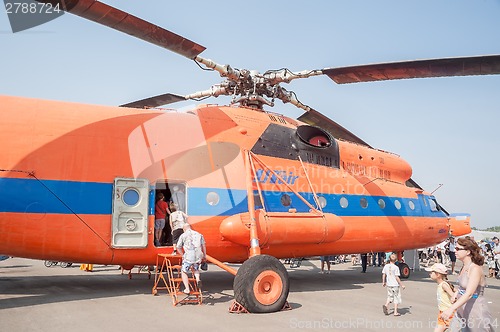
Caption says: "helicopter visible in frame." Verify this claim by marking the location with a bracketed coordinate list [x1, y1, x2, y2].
[1, 0, 499, 313]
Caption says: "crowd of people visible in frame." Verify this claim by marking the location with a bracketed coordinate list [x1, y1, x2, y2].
[315, 235, 498, 331]
[430, 236, 496, 331]
[422, 236, 500, 279]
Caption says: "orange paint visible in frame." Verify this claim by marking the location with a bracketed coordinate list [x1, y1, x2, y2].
[0, 96, 470, 267]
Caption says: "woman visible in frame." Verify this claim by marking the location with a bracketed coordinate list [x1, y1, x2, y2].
[169, 202, 188, 254]
[441, 237, 494, 331]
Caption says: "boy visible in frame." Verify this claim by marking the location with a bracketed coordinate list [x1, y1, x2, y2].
[382, 253, 405, 316]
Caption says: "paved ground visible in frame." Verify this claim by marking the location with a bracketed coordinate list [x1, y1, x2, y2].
[1, 257, 499, 331]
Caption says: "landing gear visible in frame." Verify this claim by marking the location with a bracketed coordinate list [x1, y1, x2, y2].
[397, 262, 411, 279]
[233, 255, 289, 313]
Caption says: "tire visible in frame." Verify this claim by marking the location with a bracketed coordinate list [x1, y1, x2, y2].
[398, 262, 411, 279]
[233, 255, 289, 313]
[60, 262, 71, 268]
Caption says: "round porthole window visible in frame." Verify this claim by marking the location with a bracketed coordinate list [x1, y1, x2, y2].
[340, 197, 348, 208]
[281, 194, 291, 207]
[206, 192, 220, 206]
[360, 197, 368, 209]
[409, 200, 415, 210]
[318, 196, 327, 208]
[378, 199, 386, 209]
[394, 200, 402, 210]
[123, 188, 140, 206]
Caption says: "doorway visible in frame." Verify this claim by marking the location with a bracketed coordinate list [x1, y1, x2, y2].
[154, 181, 187, 247]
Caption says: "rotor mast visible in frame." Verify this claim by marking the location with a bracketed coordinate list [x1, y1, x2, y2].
[192, 55, 322, 110]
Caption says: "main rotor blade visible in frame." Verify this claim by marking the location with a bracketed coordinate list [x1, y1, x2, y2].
[297, 109, 371, 147]
[36, 0, 205, 59]
[120, 93, 186, 109]
[323, 55, 500, 84]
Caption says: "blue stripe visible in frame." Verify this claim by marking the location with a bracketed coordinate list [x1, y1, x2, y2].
[1, 178, 446, 218]
[0, 178, 112, 214]
[187, 188, 446, 218]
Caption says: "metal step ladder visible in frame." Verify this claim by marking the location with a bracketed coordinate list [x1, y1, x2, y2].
[152, 254, 202, 306]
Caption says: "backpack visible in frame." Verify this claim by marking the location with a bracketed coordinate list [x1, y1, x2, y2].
[171, 211, 186, 229]
[183, 230, 204, 263]
[174, 211, 185, 222]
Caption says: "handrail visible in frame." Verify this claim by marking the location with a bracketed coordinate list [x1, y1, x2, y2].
[249, 152, 321, 215]
[245, 150, 261, 257]
[298, 155, 322, 213]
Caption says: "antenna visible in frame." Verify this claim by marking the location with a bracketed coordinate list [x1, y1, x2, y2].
[431, 183, 443, 195]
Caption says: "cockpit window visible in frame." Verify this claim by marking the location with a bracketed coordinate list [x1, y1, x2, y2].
[428, 198, 440, 212]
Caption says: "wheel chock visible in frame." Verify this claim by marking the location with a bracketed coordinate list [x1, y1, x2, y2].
[228, 300, 291, 313]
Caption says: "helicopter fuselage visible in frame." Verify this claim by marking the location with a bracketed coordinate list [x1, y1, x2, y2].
[0, 95, 470, 266]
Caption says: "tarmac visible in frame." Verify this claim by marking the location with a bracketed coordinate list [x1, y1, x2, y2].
[1, 257, 499, 332]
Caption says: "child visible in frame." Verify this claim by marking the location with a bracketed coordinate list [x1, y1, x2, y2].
[382, 253, 405, 316]
[425, 263, 455, 332]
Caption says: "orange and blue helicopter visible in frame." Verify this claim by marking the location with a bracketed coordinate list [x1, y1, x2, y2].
[1, 0, 499, 313]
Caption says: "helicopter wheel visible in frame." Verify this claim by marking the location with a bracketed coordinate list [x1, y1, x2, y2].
[233, 255, 289, 313]
[398, 262, 411, 279]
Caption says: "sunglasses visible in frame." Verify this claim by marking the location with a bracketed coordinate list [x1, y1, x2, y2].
[455, 247, 467, 251]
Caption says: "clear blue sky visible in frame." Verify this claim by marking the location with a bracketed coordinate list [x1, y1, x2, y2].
[1, 1, 499, 229]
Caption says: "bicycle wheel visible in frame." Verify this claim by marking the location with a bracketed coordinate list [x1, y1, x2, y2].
[44, 260, 57, 267]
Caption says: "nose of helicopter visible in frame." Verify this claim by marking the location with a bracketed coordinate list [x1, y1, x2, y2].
[448, 214, 471, 236]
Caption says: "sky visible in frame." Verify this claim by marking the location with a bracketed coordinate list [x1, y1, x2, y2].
[1, 1, 500, 229]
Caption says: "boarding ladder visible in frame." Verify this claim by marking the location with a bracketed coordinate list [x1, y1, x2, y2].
[152, 254, 202, 306]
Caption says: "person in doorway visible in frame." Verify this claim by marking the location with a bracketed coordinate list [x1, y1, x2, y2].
[441, 237, 495, 331]
[154, 192, 169, 246]
[176, 223, 206, 294]
[169, 202, 188, 254]
[382, 253, 405, 316]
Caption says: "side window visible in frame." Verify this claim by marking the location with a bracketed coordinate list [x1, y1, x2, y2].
[340, 197, 349, 208]
[281, 193, 291, 207]
[428, 198, 439, 212]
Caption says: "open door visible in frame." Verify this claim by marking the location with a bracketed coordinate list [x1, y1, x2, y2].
[112, 177, 149, 248]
